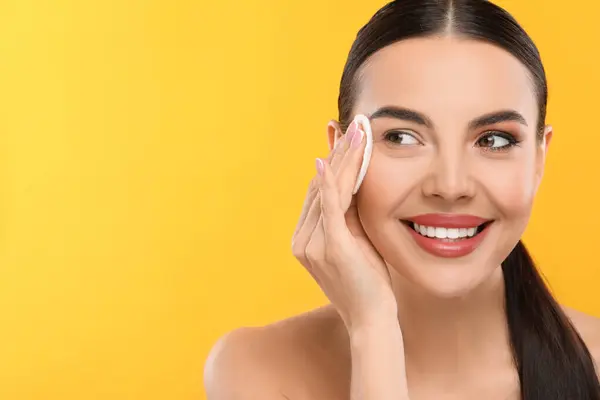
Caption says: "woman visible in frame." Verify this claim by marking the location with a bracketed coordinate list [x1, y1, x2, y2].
[204, 1, 600, 399]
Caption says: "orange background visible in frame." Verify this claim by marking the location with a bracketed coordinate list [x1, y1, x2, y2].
[1, 0, 598, 399]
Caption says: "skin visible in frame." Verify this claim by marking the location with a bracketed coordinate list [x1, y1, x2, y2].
[204, 36, 600, 399]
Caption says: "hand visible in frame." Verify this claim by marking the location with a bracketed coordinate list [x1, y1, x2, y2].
[291, 119, 397, 331]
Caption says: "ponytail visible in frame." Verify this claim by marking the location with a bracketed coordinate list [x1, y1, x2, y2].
[503, 240, 600, 399]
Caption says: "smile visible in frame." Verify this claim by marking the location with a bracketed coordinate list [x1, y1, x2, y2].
[400, 214, 493, 258]
[409, 222, 491, 241]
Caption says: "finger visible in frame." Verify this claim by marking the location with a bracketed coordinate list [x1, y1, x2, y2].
[295, 189, 321, 243]
[316, 157, 349, 245]
[294, 125, 343, 238]
[294, 157, 341, 268]
[293, 176, 324, 263]
[293, 176, 319, 237]
[330, 120, 358, 174]
[293, 141, 336, 242]
[304, 214, 325, 272]
[292, 161, 326, 264]
[335, 127, 367, 212]
[293, 120, 357, 243]
[294, 196, 324, 271]
[328, 135, 347, 173]
[293, 121, 358, 263]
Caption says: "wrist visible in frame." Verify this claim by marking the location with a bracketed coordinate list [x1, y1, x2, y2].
[348, 313, 401, 343]
[347, 299, 398, 330]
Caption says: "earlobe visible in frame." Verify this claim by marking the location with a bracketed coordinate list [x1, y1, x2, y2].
[327, 120, 343, 151]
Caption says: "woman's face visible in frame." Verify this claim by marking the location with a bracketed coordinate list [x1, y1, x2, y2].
[339, 37, 552, 297]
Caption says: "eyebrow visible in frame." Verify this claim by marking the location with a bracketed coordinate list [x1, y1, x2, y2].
[369, 106, 433, 128]
[368, 106, 528, 129]
[468, 110, 528, 129]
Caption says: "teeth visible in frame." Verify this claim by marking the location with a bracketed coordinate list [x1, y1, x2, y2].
[413, 223, 481, 239]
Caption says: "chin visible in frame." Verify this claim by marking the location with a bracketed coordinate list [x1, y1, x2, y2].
[406, 261, 501, 299]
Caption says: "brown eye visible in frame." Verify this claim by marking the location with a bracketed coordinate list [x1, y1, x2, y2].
[384, 131, 420, 145]
[476, 132, 518, 151]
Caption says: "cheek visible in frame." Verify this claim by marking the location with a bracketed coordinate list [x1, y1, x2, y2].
[356, 154, 415, 213]
[477, 156, 538, 220]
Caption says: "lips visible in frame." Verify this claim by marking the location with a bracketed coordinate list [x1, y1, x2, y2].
[401, 213, 493, 258]
[407, 214, 489, 228]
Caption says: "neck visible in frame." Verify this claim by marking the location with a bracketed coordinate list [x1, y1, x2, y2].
[391, 266, 513, 383]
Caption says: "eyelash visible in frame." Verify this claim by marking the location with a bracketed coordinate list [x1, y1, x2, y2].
[475, 131, 521, 152]
[383, 130, 420, 145]
[382, 130, 521, 152]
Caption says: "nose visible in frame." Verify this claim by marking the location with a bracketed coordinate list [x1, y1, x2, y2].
[421, 149, 475, 202]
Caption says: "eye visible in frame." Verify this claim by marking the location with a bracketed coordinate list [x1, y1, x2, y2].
[384, 130, 420, 146]
[475, 131, 519, 152]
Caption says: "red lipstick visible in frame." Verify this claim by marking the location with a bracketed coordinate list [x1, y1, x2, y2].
[407, 214, 489, 228]
[402, 214, 492, 258]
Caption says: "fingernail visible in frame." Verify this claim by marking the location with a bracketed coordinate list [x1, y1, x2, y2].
[351, 129, 364, 148]
[315, 158, 324, 176]
[345, 121, 357, 143]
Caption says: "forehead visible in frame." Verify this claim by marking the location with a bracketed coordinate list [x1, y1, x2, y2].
[355, 36, 538, 127]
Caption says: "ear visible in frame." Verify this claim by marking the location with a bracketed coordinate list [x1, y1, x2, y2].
[327, 120, 344, 151]
[543, 124, 553, 154]
[535, 124, 553, 191]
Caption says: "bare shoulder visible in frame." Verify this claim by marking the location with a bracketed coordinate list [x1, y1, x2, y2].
[203, 305, 349, 400]
[562, 305, 600, 365]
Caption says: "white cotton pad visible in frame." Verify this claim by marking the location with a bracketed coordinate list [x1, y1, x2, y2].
[352, 114, 373, 195]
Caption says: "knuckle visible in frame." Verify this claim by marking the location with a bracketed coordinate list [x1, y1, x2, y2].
[304, 242, 323, 266]
[304, 248, 316, 265]
[291, 238, 305, 259]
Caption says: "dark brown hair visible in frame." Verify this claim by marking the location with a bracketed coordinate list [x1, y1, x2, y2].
[337, 1, 599, 398]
